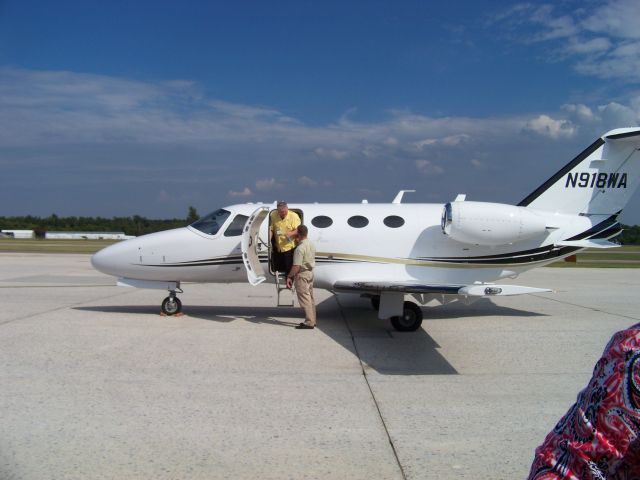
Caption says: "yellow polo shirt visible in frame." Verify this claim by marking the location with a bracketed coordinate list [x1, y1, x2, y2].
[270, 210, 301, 252]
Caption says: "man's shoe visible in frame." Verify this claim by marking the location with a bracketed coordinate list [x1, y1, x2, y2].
[295, 324, 315, 329]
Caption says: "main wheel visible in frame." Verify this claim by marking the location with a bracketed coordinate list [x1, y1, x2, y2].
[161, 296, 182, 315]
[371, 295, 380, 311]
[390, 301, 423, 332]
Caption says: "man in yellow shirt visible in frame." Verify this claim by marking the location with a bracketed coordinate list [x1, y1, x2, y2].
[270, 201, 301, 274]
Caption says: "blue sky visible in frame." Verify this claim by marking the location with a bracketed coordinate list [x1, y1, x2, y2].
[2, 0, 640, 223]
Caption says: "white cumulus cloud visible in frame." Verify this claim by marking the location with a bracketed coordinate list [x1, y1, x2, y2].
[313, 147, 349, 160]
[597, 102, 638, 126]
[229, 187, 253, 197]
[523, 115, 577, 139]
[255, 178, 283, 191]
[470, 159, 486, 169]
[415, 159, 444, 175]
[298, 176, 318, 187]
[412, 134, 470, 151]
[562, 103, 597, 124]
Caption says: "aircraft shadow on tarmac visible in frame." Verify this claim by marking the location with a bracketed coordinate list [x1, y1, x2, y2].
[75, 304, 302, 326]
[326, 295, 547, 375]
[75, 295, 546, 376]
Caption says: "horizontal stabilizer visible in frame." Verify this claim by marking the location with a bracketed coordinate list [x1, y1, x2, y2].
[555, 239, 619, 249]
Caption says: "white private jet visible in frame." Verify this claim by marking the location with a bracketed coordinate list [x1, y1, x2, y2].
[92, 127, 640, 331]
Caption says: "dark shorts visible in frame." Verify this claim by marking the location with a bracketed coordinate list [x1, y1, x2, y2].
[272, 248, 295, 274]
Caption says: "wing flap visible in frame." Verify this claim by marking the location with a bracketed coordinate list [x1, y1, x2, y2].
[332, 281, 463, 295]
[333, 280, 551, 297]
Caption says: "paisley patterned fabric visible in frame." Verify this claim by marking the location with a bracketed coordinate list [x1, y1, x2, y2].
[528, 323, 640, 480]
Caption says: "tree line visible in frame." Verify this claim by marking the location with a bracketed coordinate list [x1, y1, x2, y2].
[1, 208, 640, 244]
[1, 207, 200, 237]
[620, 224, 640, 245]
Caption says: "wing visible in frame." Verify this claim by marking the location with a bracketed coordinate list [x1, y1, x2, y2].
[332, 280, 551, 297]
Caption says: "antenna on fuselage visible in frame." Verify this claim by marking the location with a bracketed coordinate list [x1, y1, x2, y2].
[392, 190, 416, 204]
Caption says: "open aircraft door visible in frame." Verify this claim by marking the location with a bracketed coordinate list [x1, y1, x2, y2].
[241, 206, 270, 286]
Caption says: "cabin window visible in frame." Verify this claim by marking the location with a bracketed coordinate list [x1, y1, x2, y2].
[224, 214, 249, 237]
[311, 215, 333, 228]
[383, 215, 405, 228]
[190, 208, 231, 235]
[347, 215, 369, 228]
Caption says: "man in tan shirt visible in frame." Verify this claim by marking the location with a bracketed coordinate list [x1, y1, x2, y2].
[286, 225, 316, 329]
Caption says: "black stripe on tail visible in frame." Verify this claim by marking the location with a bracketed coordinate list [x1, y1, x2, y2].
[518, 138, 605, 207]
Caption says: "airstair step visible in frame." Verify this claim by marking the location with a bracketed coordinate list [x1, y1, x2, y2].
[274, 272, 295, 307]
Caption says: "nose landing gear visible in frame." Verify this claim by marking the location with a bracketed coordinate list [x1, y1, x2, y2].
[161, 289, 183, 315]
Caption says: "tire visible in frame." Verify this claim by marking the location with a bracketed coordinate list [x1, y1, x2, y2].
[161, 296, 182, 315]
[371, 295, 380, 311]
[390, 301, 423, 332]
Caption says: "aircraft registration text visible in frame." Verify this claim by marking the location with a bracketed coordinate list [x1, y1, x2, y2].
[565, 172, 627, 189]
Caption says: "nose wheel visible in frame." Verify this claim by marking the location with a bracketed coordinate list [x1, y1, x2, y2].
[161, 292, 182, 315]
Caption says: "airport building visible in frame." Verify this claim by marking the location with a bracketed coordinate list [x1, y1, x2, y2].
[44, 232, 133, 240]
[1, 230, 35, 239]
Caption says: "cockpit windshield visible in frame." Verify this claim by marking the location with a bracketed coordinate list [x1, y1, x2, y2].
[190, 208, 231, 235]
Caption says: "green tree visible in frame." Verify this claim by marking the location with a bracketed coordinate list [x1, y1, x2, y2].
[619, 225, 640, 245]
[186, 206, 199, 223]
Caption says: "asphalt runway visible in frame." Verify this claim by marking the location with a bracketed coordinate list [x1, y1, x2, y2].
[1, 252, 639, 479]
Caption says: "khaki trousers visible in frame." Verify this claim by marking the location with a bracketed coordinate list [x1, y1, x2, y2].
[294, 270, 316, 326]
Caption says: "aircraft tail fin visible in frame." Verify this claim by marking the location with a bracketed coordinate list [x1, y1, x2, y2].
[518, 128, 640, 217]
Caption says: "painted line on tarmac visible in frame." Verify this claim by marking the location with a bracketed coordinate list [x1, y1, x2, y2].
[531, 294, 640, 322]
[335, 295, 408, 480]
[0, 290, 136, 327]
[0, 284, 115, 288]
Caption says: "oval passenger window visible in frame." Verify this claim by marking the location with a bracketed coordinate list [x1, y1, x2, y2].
[347, 215, 369, 228]
[311, 215, 333, 228]
[383, 215, 405, 228]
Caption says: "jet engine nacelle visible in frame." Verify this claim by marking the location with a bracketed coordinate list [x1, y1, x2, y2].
[441, 201, 548, 246]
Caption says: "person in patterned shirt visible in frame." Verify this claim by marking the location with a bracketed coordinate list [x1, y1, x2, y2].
[528, 322, 640, 480]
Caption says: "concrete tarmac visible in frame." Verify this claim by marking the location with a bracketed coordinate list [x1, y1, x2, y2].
[0, 252, 639, 479]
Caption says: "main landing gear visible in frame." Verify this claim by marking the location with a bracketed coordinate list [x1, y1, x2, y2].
[161, 290, 183, 315]
[390, 301, 423, 332]
[370, 296, 424, 332]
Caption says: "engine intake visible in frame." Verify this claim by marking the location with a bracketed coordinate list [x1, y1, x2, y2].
[441, 201, 547, 246]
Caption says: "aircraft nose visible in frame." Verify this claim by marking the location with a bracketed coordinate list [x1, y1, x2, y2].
[91, 248, 111, 274]
[91, 241, 136, 276]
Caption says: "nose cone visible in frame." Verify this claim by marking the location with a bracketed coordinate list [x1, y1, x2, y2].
[91, 227, 197, 278]
[91, 240, 138, 277]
